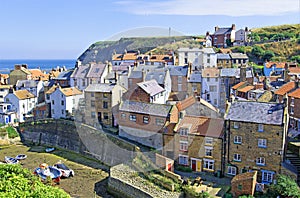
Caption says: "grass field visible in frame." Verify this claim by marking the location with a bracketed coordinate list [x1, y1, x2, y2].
[0, 143, 113, 198]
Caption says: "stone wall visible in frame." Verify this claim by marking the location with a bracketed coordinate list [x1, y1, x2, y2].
[19, 119, 139, 166]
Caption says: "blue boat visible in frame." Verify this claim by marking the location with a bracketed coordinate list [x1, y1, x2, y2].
[34, 163, 62, 183]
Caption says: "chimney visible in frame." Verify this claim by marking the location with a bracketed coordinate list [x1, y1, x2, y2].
[21, 64, 28, 69]
[240, 65, 247, 82]
[14, 64, 21, 70]
[215, 26, 219, 32]
[206, 31, 210, 36]
[245, 27, 248, 32]
[232, 24, 236, 30]
[283, 63, 289, 82]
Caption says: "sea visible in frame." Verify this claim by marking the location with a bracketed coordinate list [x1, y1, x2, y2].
[0, 59, 77, 74]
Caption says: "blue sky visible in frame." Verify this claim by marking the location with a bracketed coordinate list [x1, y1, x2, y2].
[0, 0, 299, 59]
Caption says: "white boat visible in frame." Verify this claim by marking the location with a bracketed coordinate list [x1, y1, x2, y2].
[15, 154, 27, 160]
[5, 156, 19, 164]
[45, 147, 55, 153]
[34, 163, 62, 183]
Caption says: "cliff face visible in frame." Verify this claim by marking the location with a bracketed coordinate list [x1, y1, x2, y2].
[77, 36, 192, 64]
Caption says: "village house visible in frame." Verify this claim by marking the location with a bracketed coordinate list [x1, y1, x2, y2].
[46, 85, 83, 119]
[118, 100, 178, 149]
[263, 62, 286, 77]
[225, 101, 288, 184]
[15, 80, 44, 98]
[217, 53, 232, 68]
[9, 64, 32, 85]
[29, 69, 49, 81]
[210, 24, 236, 48]
[84, 83, 126, 127]
[86, 63, 109, 85]
[0, 85, 13, 103]
[136, 53, 175, 66]
[230, 53, 249, 66]
[52, 70, 73, 88]
[187, 71, 202, 99]
[112, 51, 138, 66]
[70, 65, 90, 91]
[274, 81, 296, 102]
[127, 70, 143, 90]
[5, 89, 37, 122]
[233, 27, 251, 46]
[0, 103, 17, 124]
[167, 65, 189, 93]
[0, 74, 9, 85]
[163, 115, 224, 175]
[201, 68, 221, 109]
[288, 87, 300, 137]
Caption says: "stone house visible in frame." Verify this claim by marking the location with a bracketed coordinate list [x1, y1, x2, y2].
[187, 71, 202, 98]
[217, 53, 232, 68]
[201, 68, 221, 109]
[231, 171, 257, 198]
[163, 115, 224, 175]
[0, 74, 9, 85]
[225, 101, 288, 184]
[9, 64, 32, 85]
[5, 89, 37, 122]
[70, 65, 90, 91]
[136, 54, 175, 66]
[127, 70, 143, 90]
[86, 63, 108, 85]
[274, 81, 296, 103]
[288, 88, 300, 136]
[167, 65, 189, 93]
[46, 85, 83, 119]
[118, 100, 178, 149]
[233, 27, 251, 46]
[230, 53, 249, 66]
[211, 24, 236, 48]
[84, 83, 126, 127]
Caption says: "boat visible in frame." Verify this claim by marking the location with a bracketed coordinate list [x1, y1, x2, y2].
[15, 154, 27, 160]
[34, 163, 62, 183]
[5, 156, 19, 164]
[45, 147, 55, 153]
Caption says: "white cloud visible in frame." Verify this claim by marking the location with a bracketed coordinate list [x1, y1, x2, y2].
[115, 0, 299, 16]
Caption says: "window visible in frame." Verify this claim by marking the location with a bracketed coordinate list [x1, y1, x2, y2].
[180, 141, 188, 151]
[61, 94, 64, 98]
[103, 112, 108, 120]
[214, 99, 217, 105]
[290, 106, 294, 115]
[261, 170, 274, 184]
[227, 166, 237, 175]
[91, 92, 95, 97]
[52, 109, 54, 114]
[234, 136, 242, 144]
[180, 128, 188, 136]
[178, 76, 182, 83]
[121, 113, 126, 119]
[103, 93, 108, 98]
[291, 97, 295, 106]
[61, 100, 64, 106]
[72, 99, 75, 104]
[258, 139, 267, 148]
[91, 112, 96, 118]
[209, 85, 217, 92]
[178, 155, 188, 165]
[178, 84, 182, 91]
[234, 154, 241, 162]
[91, 100, 95, 107]
[233, 122, 239, 129]
[52, 100, 54, 105]
[258, 124, 264, 132]
[205, 147, 213, 157]
[155, 118, 164, 126]
[46, 94, 50, 100]
[203, 159, 214, 170]
[61, 110, 64, 115]
[215, 78, 218, 82]
[82, 80, 85, 86]
[256, 157, 265, 166]
[205, 137, 213, 145]
[103, 101, 108, 109]
[143, 116, 149, 124]
[129, 115, 136, 122]
[184, 58, 188, 64]
[207, 78, 210, 82]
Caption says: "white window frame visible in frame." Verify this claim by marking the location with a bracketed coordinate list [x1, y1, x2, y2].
[290, 106, 294, 115]
[178, 155, 189, 165]
[291, 97, 294, 106]
[205, 137, 213, 145]
[129, 114, 136, 122]
[233, 122, 239, 129]
[205, 146, 213, 157]
[261, 170, 274, 184]
[258, 124, 264, 132]
[180, 141, 188, 151]
[143, 116, 149, 124]
[203, 159, 214, 170]
[234, 136, 242, 144]
[180, 128, 188, 136]
[227, 166, 237, 176]
[233, 153, 241, 162]
[256, 157, 265, 166]
[258, 139, 267, 148]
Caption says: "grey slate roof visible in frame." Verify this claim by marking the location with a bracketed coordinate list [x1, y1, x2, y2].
[129, 71, 143, 79]
[188, 72, 202, 83]
[230, 53, 249, 59]
[214, 27, 232, 35]
[217, 53, 231, 60]
[145, 71, 166, 85]
[225, 101, 284, 125]
[71, 65, 89, 78]
[119, 100, 172, 117]
[167, 66, 188, 76]
[87, 64, 107, 78]
[55, 70, 73, 80]
[85, 83, 115, 93]
[220, 68, 253, 78]
[16, 80, 38, 88]
[137, 79, 164, 96]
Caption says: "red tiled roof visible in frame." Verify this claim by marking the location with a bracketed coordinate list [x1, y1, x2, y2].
[219, 48, 232, 54]
[288, 67, 300, 74]
[265, 62, 286, 69]
[232, 81, 246, 90]
[274, 81, 296, 96]
[238, 85, 254, 93]
[176, 96, 196, 111]
[288, 88, 300, 99]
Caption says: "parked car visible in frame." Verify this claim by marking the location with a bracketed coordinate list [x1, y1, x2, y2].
[53, 162, 74, 178]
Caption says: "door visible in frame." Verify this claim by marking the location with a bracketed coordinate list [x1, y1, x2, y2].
[98, 112, 102, 123]
[167, 163, 172, 171]
[197, 160, 202, 172]
[191, 159, 197, 171]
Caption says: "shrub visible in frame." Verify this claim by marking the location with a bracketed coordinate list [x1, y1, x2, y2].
[6, 126, 19, 138]
[176, 165, 192, 172]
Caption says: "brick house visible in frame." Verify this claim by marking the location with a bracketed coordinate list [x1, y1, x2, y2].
[163, 115, 224, 174]
[231, 171, 257, 198]
[118, 100, 178, 149]
[211, 24, 236, 48]
[84, 83, 126, 127]
[225, 101, 288, 184]
[288, 87, 300, 136]
[167, 65, 188, 93]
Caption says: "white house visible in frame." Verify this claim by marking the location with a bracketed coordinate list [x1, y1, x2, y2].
[5, 89, 37, 122]
[0, 103, 17, 124]
[16, 80, 44, 98]
[137, 80, 166, 104]
[201, 68, 221, 109]
[0, 85, 12, 103]
[47, 86, 83, 119]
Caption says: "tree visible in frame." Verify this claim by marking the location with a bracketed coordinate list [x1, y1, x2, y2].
[291, 55, 300, 63]
[0, 164, 70, 197]
[251, 45, 265, 60]
[268, 174, 300, 198]
[263, 50, 275, 61]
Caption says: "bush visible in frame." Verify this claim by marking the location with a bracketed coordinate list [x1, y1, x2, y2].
[183, 185, 210, 198]
[6, 126, 19, 138]
[176, 165, 192, 172]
